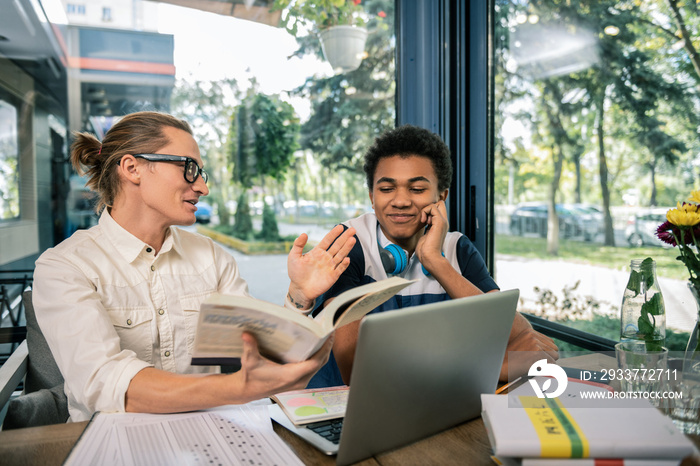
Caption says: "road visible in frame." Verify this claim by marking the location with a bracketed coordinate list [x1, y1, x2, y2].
[203, 222, 698, 334]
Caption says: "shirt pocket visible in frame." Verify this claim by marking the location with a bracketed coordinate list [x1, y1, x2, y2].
[107, 307, 154, 363]
[180, 291, 214, 354]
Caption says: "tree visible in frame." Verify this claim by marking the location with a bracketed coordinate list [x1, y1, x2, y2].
[230, 87, 301, 240]
[499, 0, 696, 249]
[283, 0, 395, 175]
[171, 78, 241, 227]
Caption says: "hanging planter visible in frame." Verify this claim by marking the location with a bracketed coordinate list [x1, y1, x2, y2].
[318, 25, 368, 73]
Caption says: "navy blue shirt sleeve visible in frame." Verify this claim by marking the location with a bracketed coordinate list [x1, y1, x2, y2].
[456, 235, 499, 292]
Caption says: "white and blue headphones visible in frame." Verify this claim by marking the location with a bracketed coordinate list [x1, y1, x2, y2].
[377, 241, 443, 277]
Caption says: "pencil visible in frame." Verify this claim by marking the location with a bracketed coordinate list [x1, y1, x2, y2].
[494, 376, 522, 394]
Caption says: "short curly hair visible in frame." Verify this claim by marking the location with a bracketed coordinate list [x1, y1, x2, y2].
[363, 125, 453, 192]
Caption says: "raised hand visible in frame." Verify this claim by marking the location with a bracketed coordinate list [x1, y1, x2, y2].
[286, 225, 356, 309]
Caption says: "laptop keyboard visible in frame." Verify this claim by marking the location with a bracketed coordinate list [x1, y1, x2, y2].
[305, 418, 344, 445]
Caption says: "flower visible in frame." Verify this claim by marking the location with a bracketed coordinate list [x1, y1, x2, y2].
[689, 190, 700, 204]
[666, 202, 700, 227]
[656, 193, 700, 291]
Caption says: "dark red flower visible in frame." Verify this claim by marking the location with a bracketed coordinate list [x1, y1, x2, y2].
[656, 221, 679, 246]
[656, 220, 700, 246]
[353, 0, 361, 5]
[378, 10, 386, 18]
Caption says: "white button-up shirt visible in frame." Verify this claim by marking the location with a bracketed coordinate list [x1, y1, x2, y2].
[33, 210, 252, 422]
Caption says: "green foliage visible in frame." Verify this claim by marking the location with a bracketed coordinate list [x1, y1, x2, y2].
[250, 94, 300, 182]
[288, 0, 395, 173]
[233, 101, 257, 188]
[531, 280, 615, 321]
[524, 285, 689, 353]
[232, 192, 253, 240]
[625, 257, 655, 296]
[272, 0, 367, 34]
[495, 0, 700, 232]
[257, 202, 281, 242]
[550, 315, 690, 354]
[171, 78, 241, 228]
[232, 90, 300, 191]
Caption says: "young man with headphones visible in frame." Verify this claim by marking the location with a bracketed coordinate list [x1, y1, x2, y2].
[307, 125, 558, 388]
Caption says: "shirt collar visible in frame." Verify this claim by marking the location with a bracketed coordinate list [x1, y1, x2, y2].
[99, 209, 180, 263]
[376, 220, 392, 249]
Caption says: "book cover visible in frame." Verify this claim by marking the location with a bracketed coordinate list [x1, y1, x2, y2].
[481, 394, 695, 459]
[271, 385, 349, 425]
[493, 456, 682, 466]
[191, 276, 413, 365]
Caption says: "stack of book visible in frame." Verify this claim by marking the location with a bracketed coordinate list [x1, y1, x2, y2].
[481, 379, 697, 466]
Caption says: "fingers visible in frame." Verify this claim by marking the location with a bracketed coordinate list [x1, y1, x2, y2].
[326, 227, 356, 258]
[508, 328, 558, 351]
[289, 233, 309, 259]
[310, 333, 334, 365]
[240, 331, 263, 367]
[421, 200, 448, 224]
[315, 224, 346, 251]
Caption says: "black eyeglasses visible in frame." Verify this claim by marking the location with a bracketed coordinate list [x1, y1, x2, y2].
[133, 154, 208, 184]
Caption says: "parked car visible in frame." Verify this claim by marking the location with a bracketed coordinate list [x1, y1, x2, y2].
[195, 202, 213, 224]
[568, 203, 605, 242]
[509, 202, 585, 240]
[625, 209, 670, 247]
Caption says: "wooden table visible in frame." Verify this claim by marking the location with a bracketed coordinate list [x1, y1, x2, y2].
[0, 415, 497, 466]
[1, 354, 699, 466]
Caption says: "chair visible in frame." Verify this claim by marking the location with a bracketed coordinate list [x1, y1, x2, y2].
[0, 290, 68, 429]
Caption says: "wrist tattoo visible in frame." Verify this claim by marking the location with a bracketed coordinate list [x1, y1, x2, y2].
[288, 292, 306, 309]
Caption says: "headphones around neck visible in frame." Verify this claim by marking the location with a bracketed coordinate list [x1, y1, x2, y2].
[378, 241, 443, 276]
[379, 243, 408, 275]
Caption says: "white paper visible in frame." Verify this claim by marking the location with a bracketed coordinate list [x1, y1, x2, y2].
[64, 401, 303, 466]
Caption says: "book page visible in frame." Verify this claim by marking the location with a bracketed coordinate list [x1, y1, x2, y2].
[316, 277, 414, 332]
[193, 302, 324, 364]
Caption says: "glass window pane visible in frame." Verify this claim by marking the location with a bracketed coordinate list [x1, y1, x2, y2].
[0, 96, 19, 221]
[493, 1, 699, 352]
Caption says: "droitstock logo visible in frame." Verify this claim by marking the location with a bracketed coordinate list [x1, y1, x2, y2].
[528, 359, 568, 398]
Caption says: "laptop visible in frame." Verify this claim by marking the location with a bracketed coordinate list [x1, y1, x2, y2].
[269, 289, 519, 466]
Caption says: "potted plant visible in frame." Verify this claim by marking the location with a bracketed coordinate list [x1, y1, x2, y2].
[273, 0, 369, 73]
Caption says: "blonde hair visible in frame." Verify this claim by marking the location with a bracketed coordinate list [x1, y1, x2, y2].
[70, 111, 193, 213]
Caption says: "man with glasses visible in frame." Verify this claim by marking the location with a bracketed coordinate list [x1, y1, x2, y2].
[32, 111, 356, 422]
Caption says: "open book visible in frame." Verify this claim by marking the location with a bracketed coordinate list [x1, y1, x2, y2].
[271, 385, 349, 425]
[191, 276, 413, 365]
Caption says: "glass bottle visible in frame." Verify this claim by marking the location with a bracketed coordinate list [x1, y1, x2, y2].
[620, 258, 666, 350]
[683, 282, 700, 370]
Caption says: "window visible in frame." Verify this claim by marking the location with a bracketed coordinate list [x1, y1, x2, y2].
[492, 0, 700, 351]
[102, 7, 111, 22]
[0, 94, 19, 221]
[157, 1, 396, 303]
[67, 4, 86, 15]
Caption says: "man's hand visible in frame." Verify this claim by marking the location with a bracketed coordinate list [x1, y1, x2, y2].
[287, 225, 356, 309]
[414, 200, 449, 272]
[499, 313, 559, 382]
[236, 332, 334, 401]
